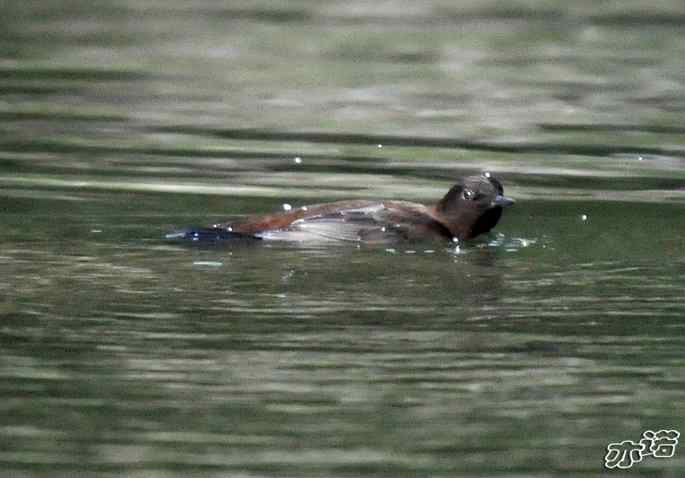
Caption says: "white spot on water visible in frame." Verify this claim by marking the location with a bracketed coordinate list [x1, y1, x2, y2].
[283, 203, 292, 211]
[228, 226, 233, 232]
[424, 249, 435, 254]
[484, 171, 492, 178]
[193, 261, 223, 267]
[381, 227, 386, 232]
[385, 248, 397, 254]
[90, 229, 102, 233]
[294, 156, 302, 164]
[301, 206, 308, 211]
[377, 144, 383, 148]
[581, 214, 588, 221]
[405, 250, 416, 254]
[638, 155, 644, 161]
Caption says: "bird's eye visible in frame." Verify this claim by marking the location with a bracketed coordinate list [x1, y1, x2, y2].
[463, 189, 475, 200]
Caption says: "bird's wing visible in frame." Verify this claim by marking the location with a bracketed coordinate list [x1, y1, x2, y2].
[255, 203, 412, 242]
[257, 202, 444, 242]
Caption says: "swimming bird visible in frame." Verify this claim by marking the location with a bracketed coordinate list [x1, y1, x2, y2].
[167, 173, 514, 244]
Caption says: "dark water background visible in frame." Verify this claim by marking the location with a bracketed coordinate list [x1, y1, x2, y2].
[1, 1, 685, 477]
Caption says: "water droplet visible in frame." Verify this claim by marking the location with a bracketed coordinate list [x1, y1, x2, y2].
[282, 203, 292, 211]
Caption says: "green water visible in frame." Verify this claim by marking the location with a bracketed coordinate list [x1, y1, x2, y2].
[1, 1, 685, 477]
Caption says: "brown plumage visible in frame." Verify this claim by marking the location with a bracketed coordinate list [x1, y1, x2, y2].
[168, 174, 514, 243]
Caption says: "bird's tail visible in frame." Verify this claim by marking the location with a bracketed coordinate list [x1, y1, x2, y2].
[165, 227, 260, 242]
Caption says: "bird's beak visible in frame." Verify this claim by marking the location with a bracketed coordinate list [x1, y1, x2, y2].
[493, 195, 515, 207]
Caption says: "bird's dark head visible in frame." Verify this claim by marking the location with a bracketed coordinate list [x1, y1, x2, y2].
[433, 173, 514, 240]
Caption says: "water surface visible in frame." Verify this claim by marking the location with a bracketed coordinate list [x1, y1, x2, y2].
[1, 1, 685, 477]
